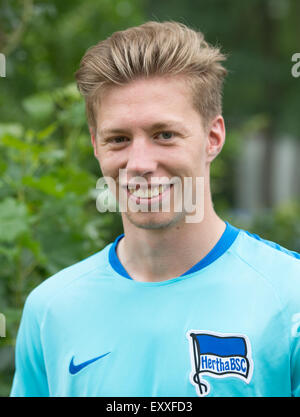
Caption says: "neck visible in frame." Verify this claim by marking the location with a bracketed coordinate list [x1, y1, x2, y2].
[117, 201, 226, 283]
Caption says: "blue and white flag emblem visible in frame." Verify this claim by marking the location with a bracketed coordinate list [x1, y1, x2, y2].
[187, 330, 253, 397]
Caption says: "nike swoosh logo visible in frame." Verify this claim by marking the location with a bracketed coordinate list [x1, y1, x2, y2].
[69, 352, 111, 375]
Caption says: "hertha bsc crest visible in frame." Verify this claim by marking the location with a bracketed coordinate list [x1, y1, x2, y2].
[187, 330, 253, 397]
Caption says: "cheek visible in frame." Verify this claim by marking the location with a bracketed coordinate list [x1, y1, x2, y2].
[97, 151, 120, 178]
[174, 146, 205, 173]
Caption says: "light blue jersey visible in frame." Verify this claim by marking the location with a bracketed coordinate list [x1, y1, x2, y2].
[10, 223, 300, 397]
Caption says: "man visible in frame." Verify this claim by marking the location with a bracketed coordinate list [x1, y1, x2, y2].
[11, 21, 300, 397]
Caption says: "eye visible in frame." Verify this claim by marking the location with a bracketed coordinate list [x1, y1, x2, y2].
[156, 131, 174, 140]
[110, 136, 129, 144]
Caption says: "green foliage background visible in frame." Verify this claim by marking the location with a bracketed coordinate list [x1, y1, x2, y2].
[0, 0, 299, 396]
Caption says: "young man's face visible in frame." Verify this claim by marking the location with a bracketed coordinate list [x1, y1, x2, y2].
[91, 76, 224, 230]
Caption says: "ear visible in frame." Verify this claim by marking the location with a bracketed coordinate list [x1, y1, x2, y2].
[206, 115, 226, 163]
[90, 128, 99, 158]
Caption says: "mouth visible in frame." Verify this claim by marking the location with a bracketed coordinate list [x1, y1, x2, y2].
[125, 183, 174, 204]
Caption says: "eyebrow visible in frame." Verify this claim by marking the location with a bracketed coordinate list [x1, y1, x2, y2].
[98, 121, 188, 137]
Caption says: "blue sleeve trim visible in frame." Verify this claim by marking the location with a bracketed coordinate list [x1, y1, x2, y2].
[242, 230, 300, 259]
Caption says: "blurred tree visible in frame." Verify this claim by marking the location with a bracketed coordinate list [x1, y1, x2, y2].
[0, 0, 145, 123]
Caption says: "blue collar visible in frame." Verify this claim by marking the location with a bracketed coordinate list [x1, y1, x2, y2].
[108, 222, 240, 280]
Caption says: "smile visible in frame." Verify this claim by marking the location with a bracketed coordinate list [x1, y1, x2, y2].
[125, 184, 174, 205]
[127, 184, 171, 199]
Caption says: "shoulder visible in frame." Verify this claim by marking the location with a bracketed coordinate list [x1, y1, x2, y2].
[24, 243, 112, 322]
[230, 227, 300, 310]
[231, 227, 299, 271]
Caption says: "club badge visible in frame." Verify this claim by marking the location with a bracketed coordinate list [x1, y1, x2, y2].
[187, 330, 253, 397]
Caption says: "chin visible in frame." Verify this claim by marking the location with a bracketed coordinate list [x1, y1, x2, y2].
[124, 211, 185, 230]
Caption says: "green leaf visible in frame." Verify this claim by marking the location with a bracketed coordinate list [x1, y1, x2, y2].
[0, 124, 24, 139]
[22, 93, 55, 119]
[22, 175, 65, 198]
[36, 122, 58, 141]
[0, 134, 43, 155]
[0, 198, 29, 242]
[52, 82, 81, 104]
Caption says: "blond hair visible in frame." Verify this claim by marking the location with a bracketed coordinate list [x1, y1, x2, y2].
[75, 21, 227, 133]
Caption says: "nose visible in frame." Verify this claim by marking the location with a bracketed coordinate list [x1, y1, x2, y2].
[126, 137, 158, 177]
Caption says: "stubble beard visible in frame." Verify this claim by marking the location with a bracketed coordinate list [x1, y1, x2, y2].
[123, 209, 186, 230]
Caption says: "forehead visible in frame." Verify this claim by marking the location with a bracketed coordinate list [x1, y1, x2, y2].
[95, 76, 201, 132]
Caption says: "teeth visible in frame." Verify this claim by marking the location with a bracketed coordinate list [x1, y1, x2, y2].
[128, 185, 169, 198]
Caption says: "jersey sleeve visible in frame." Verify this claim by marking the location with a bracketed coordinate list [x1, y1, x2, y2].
[10, 293, 49, 397]
[291, 328, 300, 396]
[284, 257, 300, 397]
[290, 294, 300, 397]
[237, 230, 300, 396]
